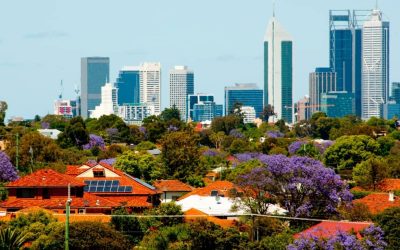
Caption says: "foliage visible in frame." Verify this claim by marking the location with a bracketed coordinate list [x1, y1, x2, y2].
[0, 227, 28, 250]
[135, 141, 156, 151]
[235, 154, 352, 217]
[111, 207, 143, 244]
[350, 190, 372, 200]
[0, 152, 18, 181]
[211, 115, 243, 135]
[57, 116, 89, 148]
[82, 134, 105, 150]
[376, 136, 395, 156]
[288, 141, 307, 155]
[339, 203, 372, 222]
[161, 106, 181, 121]
[353, 158, 389, 191]
[40, 115, 68, 131]
[261, 104, 276, 122]
[374, 207, 400, 250]
[256, 232, 293, 250]
[0, 101, 7, 126]
[324, 135, 380, 170]
[142, 116, 167, 142]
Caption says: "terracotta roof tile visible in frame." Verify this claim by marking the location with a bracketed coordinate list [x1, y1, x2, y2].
[376, 179, 400, 192]
[101, 196, 151, 207]
[153, 180, 193, 192]
[7, 169, 85, 188]
[294, 221, 373, 239]
[184, 208, 237, 228]
[354, 193, 400, 214]
[178, 181, 239, 200]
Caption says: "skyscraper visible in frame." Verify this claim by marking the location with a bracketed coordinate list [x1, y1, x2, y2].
[361, 9, 389, 120]
[391, 82, 400, 103]
[309, 68, 337, 114]
[169, 66, 194, 121]
[140, 62, 161, 115]
[224, 83, 263, 117]
[90, 82, 118, 119]
[264, 15, 293, 123]
[321, 91, 355, 118]
[187, 94, 215, 121]
[81, 57, 110, 118]
[115, 66, 141, 105]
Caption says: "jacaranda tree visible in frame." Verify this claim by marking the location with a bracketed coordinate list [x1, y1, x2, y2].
[235, 154, 352, 218]
[0, 151, 18, 182]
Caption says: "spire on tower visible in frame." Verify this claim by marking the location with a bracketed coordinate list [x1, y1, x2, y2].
[272, 0, 276, 18]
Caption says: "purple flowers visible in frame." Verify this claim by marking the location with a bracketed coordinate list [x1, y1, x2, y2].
[83, 134, 105, 150]
[288, 141, 307, 155]
[266, 130, 284, 138]
[229, 129, 245, 139]
[100, 158, 116, 165]
[41, 122, 50, 129]
[314, 140, 334, 154]
[202, 149, 219, 157]
[0, 151, 18, 181]
[168, 125, 178, 132]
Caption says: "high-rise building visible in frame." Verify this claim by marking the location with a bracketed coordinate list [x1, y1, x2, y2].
[192, 101, 223, 122]
[361, 9, 389, 120]
[81, 57, 110, 118]
[391, 82, 400, 103]
[309, 68, 337, 114]
[224, 83, 263, 117]
[169, 66, 194, 121]
[90, 82, 118, 119]
[295, 96, 311, 122]
[115, 66, 141, 106]
[264, 15, 293, 123]
[118, 103, 155, 125]
[329, 10, 369, 117]
[140, 63, 161, 115]
[381, 102, 400, 120]
[54, 100, 75, 118]
[240, 106, 256, 124]
[321, 91, 355, 118]
[187, 94, 215, 121]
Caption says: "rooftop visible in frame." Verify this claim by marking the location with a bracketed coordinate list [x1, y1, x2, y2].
[7, 169, 84, 188]
[354, 193, 400, 214]
[153, 180, 193, 192]
[294, 221, 372, 239]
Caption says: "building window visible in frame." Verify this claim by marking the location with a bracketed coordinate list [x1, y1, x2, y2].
[171, 196, 180, 201]
[93, 170, 105, 177]
[42, 188, 50, 199]
[16, 188, 36, 198]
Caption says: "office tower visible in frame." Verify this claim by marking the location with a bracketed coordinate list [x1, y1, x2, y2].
[115, 66, 141, 105]
[81, 57, 110, 118]
[361, 9, 389, 120]
[169, 66, 194, 121]
[309, 68, 337, 114]
[381, 102, 400, 120]
[321, 91, 355, 118]
[90, 82, 118, 119]
[264, 15, 293, 123]
[140, 63, 161, 115]
[193, 102, 223, 122]
[295, 96, 311, 122]
[240, 106, 256, 124]
[187, 94, 215, 121]
[54, 100, 75, 118]
[118, 104, 155, 125]
[329, 10, 369, 117]
[391, 82, 400, 103]
[224, 83, 263, 117]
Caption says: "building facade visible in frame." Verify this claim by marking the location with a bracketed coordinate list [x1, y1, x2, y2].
[54, 99, 78, 118]
[264, 16, 293, 123]
[361, 9, 389, 120]
[295, 96, 311, 122]
[240, 106, 256, 124]
[193, 101, 223, 122]
[118, 103, 155, 125]
[187, 94, 215, 121]
[321, 91, 355, 118]
[115, 66, 141, 106]
[140, 63, 161, 115]
[169, 66, 194, 121]
[391, 82, 400, 103]
[90, 82, 118, 119]
[309, 68, 337, 114]
[224, 83, 263, 118]
[381, 102, 400, 120]
[81, 57, 110, 118]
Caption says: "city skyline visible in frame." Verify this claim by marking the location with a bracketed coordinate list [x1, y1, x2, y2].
[1, 0, 399, 119]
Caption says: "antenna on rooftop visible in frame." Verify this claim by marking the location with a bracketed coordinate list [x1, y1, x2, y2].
[74, 84, 80, 96]
[272, 0, 276, 18]
[59, 80, 63, 100]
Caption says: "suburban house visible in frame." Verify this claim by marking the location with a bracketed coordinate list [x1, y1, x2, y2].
[1, 169, 118, 214]
[294, 221, 373, 239]
[354, 192, 400, 214]
[66, 162, 159, 212]
[153, 180, 193, 203]
[37, 129, 61, 140]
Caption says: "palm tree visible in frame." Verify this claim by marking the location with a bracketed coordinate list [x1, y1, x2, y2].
[0, 228, 28, 250]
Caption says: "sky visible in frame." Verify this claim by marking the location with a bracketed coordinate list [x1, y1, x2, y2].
[0, 0, 399, 119]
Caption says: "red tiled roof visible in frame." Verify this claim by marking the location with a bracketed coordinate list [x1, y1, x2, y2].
[354, 193, 400, 214]
[65, 165, 87, 176]
[178, 181, 239, 200]
[1, 193, 118, 209]
[376, 179, 400, 192]
[294, 221, 373, 239]
[101, 196, 151, 207]
[7, 169, 84, 188]
[153, 180, 193, 192]
[184, 208, 237, 228]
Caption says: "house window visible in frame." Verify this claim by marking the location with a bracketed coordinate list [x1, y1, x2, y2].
[93, 170, 105, 177]
[171, 196, 180, 201]
[42, 188, 50, 199]
[16, 188, 36, 198]
[210, 190, 218, 197]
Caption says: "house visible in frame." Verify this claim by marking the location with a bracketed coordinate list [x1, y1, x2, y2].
[354, 192, 400, 214]
[66, 162, 159, 212]
[38, 129, 61, 140]
[294, 221, 373, 239]
[153, 180, 193, 203]
[1, 169, 118, 214]
[184, 208, 237, 228]
[352, 178, 400, 193]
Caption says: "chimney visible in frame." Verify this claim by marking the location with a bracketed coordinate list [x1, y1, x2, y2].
[389, 191, 395, 202]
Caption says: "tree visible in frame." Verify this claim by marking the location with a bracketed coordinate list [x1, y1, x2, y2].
[235, 154, 352, 218]
[374, 207, 400, 250]
[0, 228, 28, 249]
[40, 114, 68, 131]
[324, 135, 380, 170]
[0, 101, 8, 126]
[0, 151, 18, 181]
[377, 136, 395, 156]
[275, 119, 289, 133]
[160, 131, 201, 181]
[261, 104, 276, 122]
[161, 106, 181, 121]
[57, 116, 89, 148]
[142, 115, 167, 142]
[353, 158, 389, 191]
[210, 131, 226, 150]
[110, 207, 143, 244]
[211, 115, 243, 135]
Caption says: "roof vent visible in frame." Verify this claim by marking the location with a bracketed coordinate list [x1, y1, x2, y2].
[389, 191, 395, 202]
[42, 176, 46, 181]
[96, 200, 100, 206]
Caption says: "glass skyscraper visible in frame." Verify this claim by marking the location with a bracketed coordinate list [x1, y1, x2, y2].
[115, 66, 141, 106]
[391, 82, 400, 104]
[81, 57, 110, 118]
[187, 94, 215, 121]
[264, 16, 293, 123]
[224, 83, 263, 117]
[309, 68, 337, 115]
[321, 91, 355, 118]
[169, 66, 194, 121]
[193, 101, 223, 122]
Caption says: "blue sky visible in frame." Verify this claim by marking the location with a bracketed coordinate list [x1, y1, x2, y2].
[0, 0, 399, 119]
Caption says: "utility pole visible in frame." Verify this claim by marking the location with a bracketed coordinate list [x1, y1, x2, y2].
[65, 183, 72, 250]
[15, 133, 19, 171]
[29, 146, 34, 173]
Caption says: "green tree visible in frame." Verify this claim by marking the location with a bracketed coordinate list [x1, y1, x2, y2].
[275, 119, 289, 134]
[261, 104, 276, 122]
[57, 116, 89, 148]
[377, 136, 395, 156]
[111, 207, 143, 244]
[353, 158, 389, 191]
[135, 141, 156, 151]
[142, 115, 167, 142]
[41, 114, 69, 131]
[211, 115, 243, 135]
[160, 131, 201, 181]
[324, 135, 380, 170]
[0, 101, 8, 126]
[0, 228, 28, 249]
[374, 207, 400, 250]
[161, 106, 181, 121]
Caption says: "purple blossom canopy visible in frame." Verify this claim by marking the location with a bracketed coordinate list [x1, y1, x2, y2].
[314, 140, 334, 154]
[0, 151, 18, 181]
[202, 149, 219, 157]
[288, 141, 307, 155]
[229, 129, 245, 139]
[168, 125, 178, 132]
[82, 134, 105, 150]
[236, 154, 352, 217]
[41, 122, 50, 129]
[266, 130, 284, 138]
[99, 158, 116, 165]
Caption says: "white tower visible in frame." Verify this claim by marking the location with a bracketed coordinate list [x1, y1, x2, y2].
[90, 82, 118, 118]
[169, 66, 194, 121]
[361, 9, 389, 120]
[140, 62, 161, 115]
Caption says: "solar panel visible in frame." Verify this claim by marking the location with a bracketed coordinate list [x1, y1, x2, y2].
[91, 181, 98, 186]
[104, 186, 111, 192]
[112, 180, 119, 186]
[98, 180, 105, 186]
[133, 177, 156, 190]
[84, 186, 89, 192]
[105, 181, 112, 186]
[96, 186, 104, 192]
[89, 186, 97, 192]
[111, 186, 118, 192]
[84, 181, 91, 185]
[118, 186, 125, 192]
[125, 186, 132, 192]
